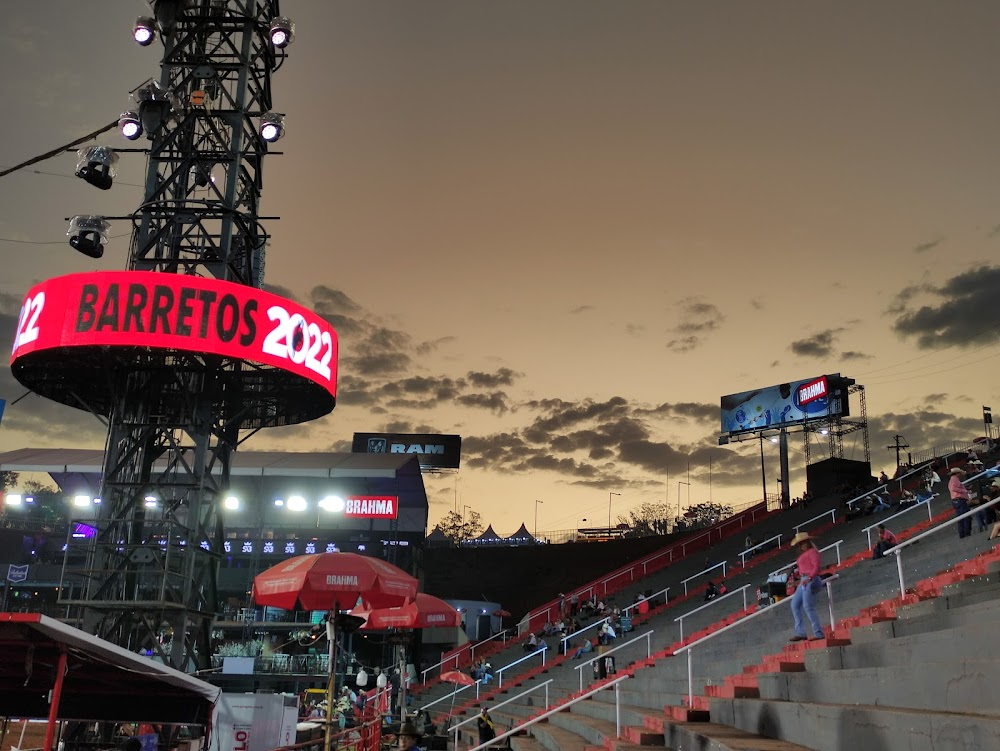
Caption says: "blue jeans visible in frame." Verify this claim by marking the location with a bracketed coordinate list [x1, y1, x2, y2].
[791, 579, 824, 639]
[953, 500, 971, 538]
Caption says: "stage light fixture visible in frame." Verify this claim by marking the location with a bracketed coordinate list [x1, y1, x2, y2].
[67, 215, 111, 259]
[268, 17, 295, 48]
[144, 495, 158, 508]
[75, 146, 119, 191]
[287, 495, 307, 511]
[5, 494, 22, 507]
[273, 498, 285, 507]
[224, 496, 240, 510]
[133, 16, 156, 46]
[259, 112, 285, 142]
[93, 497, 102, 505]
[119, 111, 142, 140]
[73, 495, 92, 508]
[191, 162, 214, 187]
[319, 495, 345, 512]
[134, 80, 179, 137]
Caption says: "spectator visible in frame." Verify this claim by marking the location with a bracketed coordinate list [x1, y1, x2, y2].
[787, 532, 825, 642]
[477, 707, 496, 748]
[524, 632, 538, 652]
[871, 524, 898, 559]
[571, 638, 593, 659]
[704, 581, 719, 601]
[397, 721, 425, 751]
[948, 468, 974, 539]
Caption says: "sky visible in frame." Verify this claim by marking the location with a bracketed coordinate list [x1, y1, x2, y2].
[1, 1, 1000, 538]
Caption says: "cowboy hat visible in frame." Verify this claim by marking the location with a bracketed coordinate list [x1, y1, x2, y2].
[397, 722, 422, 739]
[790, 532, 813, 547]
[992, 478, 1000, 488]
[949, 467, 967, 475]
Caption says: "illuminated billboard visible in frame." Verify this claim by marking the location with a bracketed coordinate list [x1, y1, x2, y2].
[720, 374, 850, 436]
[352, 433, 462, 470]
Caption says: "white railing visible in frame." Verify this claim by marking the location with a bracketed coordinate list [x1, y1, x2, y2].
[420, 652, 460, 684]
[470, 628, 512, 660]
[681, 560, 727, 595]
[622, 586, 669, 617]
[673, 575, 839, 704]
[640, 546, 677, 575]
[464, 674, 631, 751]
[571, 630, 653, 691]
[793, 508, 836, 533]
[450, 679, 553, 746]
[419, 678, 481, 712]
[769, 540, 844, 578]
[496, 646, 546, 688]
[738, 534, 781, 566]
[862, 495, 937, 549]
[674, 584, 752, 641]
[885, 480, 1000, 598]
[560, 616, 610, 653]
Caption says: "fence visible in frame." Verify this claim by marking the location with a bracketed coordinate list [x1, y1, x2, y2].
[674, 584, 752, 641]
[738, 534, 781, 566]
[572, 631, 654, 691]
[681, 560, 727, 595]
[862, 495, 936, 549]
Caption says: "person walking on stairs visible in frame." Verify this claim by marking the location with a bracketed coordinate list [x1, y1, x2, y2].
[788, 531, 825, 642]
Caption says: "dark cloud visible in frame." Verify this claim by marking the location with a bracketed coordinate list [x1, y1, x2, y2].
[913, 237, 943, 254]
[890, 266, 1000, 349]
[467, 368, 519, 388]
[261, 283, 298, 301]
[789, 329, 841, 357]
[840, 350, 872, 361]
[666, 298, 724, 353]
[666, 335, 699, 353]
[569, 305, 594, 315]
[416, 336, 456, 355]
[455, 392, 510, 414]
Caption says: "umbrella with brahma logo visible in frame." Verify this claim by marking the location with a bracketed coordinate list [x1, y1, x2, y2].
[252, 553, 418, 751]
[353, 592, 462, 630]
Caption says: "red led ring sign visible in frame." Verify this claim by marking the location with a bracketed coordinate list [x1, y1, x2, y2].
[10, 272, 338, 426]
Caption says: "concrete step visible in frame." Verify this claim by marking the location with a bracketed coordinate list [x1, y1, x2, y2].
[528, 721, 591, 751]
[548, 709, 620, 748]
[662, 720, 818, 751]
[757, 658, 1000, 716]
[567, 698, 665, 739]
[710, 697, 1000, 751]
[591, 689, 696, 711]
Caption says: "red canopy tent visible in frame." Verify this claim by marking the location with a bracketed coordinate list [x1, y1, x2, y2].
[353, 592, 461, 630]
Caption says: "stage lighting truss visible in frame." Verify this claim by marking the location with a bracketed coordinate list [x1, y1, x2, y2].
[75, 146, 119, 191]
[134, 16, 156, 46]
[66, 215, 111, 259]
[268, 17, 295, 48]
[259, 112, 285, 142]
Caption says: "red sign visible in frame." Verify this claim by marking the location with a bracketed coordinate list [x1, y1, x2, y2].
[344, 496, 398, 519]
[10, 272, 337, 398]
[796, 376, 828, 406]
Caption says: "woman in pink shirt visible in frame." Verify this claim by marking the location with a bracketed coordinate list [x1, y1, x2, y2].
[788, 532, 824, 642]
[948, 467, 973, 539]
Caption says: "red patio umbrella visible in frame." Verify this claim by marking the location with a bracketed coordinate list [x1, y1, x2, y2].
[354, 593, 461, 630]
[252, 553, 417, 751]
[440, 670, 476, 686]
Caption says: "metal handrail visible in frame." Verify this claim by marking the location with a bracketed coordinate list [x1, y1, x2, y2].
[450, 679, 553, 745]
[559, 616, 610, 652]
[738, 534, 781, 566]
[673, 575, 839, 704]
[769, 540, 844, 578]
[674, 584, 751, 641]
[418, 678, 481, 712]
[622, 586, 669, 617]
[464, 674, 631, 751]
[792, 508, 836, 533]
[862, 494, 937, 549]
[885, 477, 1000, 598]
[845, 462, 933, 507]
[573, 630, 653, 691]
[470, 628, 511, 660]
[495, 646, 546, 687]
[420, 652, 460, 684]
[681, 560, 727, 595]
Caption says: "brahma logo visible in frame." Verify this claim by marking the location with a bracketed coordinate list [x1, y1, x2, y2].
[367, 438, 387, 453]
[797, 377, 828, 406]
[426, 614, 447, 624]
[325, 575, 359, 586]
[345, 496, 398, 519]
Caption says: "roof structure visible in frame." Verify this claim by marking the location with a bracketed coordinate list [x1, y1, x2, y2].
[0, 612, 220, 723]
[468, 525, 504, 545]
[504, 523, 538, 544]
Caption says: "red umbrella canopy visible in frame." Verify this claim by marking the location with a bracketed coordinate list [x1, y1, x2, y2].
[440, 670, 476, 686]
[355, 593, 461, 630]
[252, 552, 418, 611]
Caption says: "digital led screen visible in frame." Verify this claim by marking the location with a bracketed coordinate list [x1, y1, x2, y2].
[720, 374, 849, 436]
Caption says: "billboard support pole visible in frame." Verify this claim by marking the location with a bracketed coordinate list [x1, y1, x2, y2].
[779, 428, 790, 509]
[759, 434, 767, 507]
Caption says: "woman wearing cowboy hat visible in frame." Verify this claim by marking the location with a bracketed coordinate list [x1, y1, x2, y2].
[396, 721, 425, 751]
[788, 532, 824, 642]
[947, 467, 973, 539]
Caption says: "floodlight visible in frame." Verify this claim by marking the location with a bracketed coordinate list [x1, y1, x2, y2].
[259, 112, 285, 142]
[769, 436, 779, 444]
[268, 17, 295, 48]
[73, 495, 92, 508]
[75, 146, 119, 190]
[93, 497, 102, 505]
[67, 216, 111, 259]
[119, 111, 142, 140]
[144, 495, 158, 508]
[224, 496, 240, 510]
[191, 162, 214, 187]
[319, 495, 345, 512]
[5, 494, 22, 507]
[133, 16, 156, 46]
[24, 496, 34, 504]
[286, 495, 307, 511]
[274, 498, 285, 507]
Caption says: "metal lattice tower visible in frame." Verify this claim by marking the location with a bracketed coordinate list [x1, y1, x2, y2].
[57, 0, 287, 671]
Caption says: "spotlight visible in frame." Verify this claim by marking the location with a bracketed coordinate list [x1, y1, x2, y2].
[119, 111, 142, 140]
[224, 496, 240, 510]
[67, 216, 111, 259]
[319, 496, 345, 512]
[274, 498, 285, 507]
[144, 495, 158, 508]
[93, 497, 102, 505]
[268, 17, 295, 48]
[133, 16, 156, 46]
[134, 81, 179, 137]
[73, 495, 92, 508]
[287, 495, 307, 512]
[5, 494, 22, 507]
[75, 146, 118, 191]
[191, 162, 213, 187]
[259, 112, 285, 143]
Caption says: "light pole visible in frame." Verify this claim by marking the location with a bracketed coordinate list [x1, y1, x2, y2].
[677, 481, 690, 518]
[609, 492, 620, 532]
[534, 500, 543, 538]
[462, 505, 473, 540]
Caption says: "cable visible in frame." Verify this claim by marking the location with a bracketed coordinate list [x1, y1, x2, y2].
[0, 120, 118, 179]
[0, 232, 131, 246]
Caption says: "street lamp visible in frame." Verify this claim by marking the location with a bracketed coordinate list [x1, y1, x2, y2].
[609, 492, 620, 532]
[677, 481, 690, 518]
[534, 500, 543, 538]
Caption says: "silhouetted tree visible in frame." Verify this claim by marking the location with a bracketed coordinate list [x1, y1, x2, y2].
[434, 509, 484, 542]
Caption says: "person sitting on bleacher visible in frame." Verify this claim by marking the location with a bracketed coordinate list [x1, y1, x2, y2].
[524, 632, 539, 652]
[871, 524, 898, 559]
[571, 637, 593, 659]
[704, 581, 720, 601]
